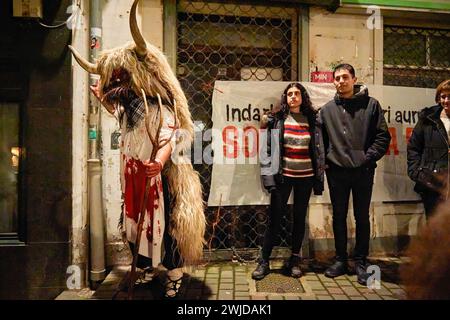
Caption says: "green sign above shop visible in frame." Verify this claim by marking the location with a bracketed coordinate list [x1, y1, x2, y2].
[343, 0, 450, 11]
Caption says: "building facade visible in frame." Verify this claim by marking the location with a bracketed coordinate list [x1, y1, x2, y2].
[1, 0, 449, 299]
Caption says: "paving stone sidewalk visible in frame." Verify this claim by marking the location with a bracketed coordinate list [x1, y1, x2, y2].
[57, 257, 407, 300]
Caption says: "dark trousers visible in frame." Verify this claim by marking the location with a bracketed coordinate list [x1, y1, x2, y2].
[420, 189, 443, 219]
[326, 165, 374, 261]
[161, 175, 182, 270]
[262, 176, 313, 261]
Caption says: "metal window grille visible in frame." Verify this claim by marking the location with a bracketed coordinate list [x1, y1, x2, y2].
[384, 26, 450, 88]
[176, 0, 299, 261]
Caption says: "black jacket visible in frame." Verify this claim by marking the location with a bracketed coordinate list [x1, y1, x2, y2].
[260, 111, 324, 195]
[315, 85, 391, 177]
[407, 104, 449, 193]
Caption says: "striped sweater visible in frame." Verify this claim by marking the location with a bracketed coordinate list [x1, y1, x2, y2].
[282, 112, 314, 178]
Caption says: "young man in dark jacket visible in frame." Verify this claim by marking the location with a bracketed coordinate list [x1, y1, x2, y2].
[316, 63, 391, 285]
[407, 79, 450, 218]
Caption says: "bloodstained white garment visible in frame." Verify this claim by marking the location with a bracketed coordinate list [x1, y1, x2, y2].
[119, 105, 175, 267]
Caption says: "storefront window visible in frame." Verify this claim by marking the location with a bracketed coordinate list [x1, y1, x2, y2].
[384, 26, 450, 88]
[0, 103, 20, 234]
[177, 1, 298, 252]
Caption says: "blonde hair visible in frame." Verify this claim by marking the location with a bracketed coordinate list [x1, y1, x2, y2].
[97, 42, 205, 266]
[97, 42, 193, 145]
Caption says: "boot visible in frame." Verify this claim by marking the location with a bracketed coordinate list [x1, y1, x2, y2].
[285, 255, 302, 278]
[355, 259, 371, 286]
[324, 259, 348, 278]
[252, 259, 270, 280]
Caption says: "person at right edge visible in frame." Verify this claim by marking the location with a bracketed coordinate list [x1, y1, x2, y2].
[316, 63, 391, 285]
[407, 79, 450, 219]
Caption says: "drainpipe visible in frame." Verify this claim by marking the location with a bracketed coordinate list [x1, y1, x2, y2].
[88, 0, 106, 285]
[71, 0, 90, 289]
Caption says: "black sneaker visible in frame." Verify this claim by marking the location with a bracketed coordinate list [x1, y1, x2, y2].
[324, 260, 348, 278]
[284, 255, 302, 278]
[355, 260, 371, 286]
[252, 260, 270, 280]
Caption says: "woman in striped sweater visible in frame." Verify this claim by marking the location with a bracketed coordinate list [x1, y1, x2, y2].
[252, 82, 323, 280]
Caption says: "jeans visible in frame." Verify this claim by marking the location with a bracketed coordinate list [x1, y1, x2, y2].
[262, 176, 313, 261]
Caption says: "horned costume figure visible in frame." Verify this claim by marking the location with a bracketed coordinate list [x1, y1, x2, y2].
[69, 0, 205, 298]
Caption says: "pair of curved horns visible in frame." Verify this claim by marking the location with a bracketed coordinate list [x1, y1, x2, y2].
[69, 0, 147, 73]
